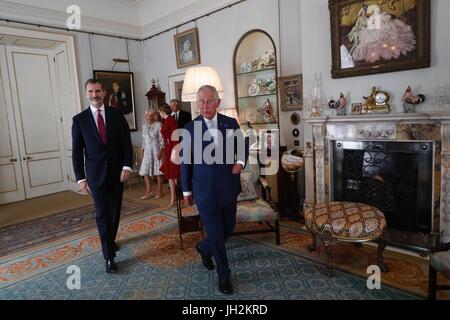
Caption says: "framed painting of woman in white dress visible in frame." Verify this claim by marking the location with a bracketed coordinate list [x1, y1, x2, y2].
[329, 0, 430, 79]
[174, 27, 201, 69]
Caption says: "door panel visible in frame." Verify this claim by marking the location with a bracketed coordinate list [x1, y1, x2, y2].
[0, 45, 25, 204]
[6, 46, 68, 199]
[27, 157, 64, 187]
[10, 52, 60, 154]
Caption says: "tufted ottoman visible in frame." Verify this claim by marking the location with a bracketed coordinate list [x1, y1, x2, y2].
[304, 202, 389, 276]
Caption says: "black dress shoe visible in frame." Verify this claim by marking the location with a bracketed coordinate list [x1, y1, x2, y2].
[218, 278, 233, 295]
[105, 259, 118, 273]
[195, 243, 214, 270]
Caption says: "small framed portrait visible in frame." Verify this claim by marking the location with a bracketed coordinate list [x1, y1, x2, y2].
[351, 103, 362, 115]
[93, 70, 136, 131]
[174, 28, 201, 69]
[329, 0, 430, 79]
[279, 74, 303, 111]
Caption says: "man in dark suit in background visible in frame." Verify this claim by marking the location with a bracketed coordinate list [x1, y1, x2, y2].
[72, 79, 133, 274]
[181, 85, 248, 294]
[170, 99, 192, 129]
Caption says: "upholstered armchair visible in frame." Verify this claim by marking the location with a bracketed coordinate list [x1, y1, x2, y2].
[428, 240, 450, 300]
[233, 163, 280, 245]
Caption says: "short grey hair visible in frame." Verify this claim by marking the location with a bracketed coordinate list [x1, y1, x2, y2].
[197, 85, 219, 101]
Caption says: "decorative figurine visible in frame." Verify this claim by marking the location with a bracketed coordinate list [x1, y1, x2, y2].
[328, 92, 347, 115]
[257, 99, 277, 123]
[402, 86, 425, 113]
[362, 86, 390, 114]
[402, 86, 425, 104]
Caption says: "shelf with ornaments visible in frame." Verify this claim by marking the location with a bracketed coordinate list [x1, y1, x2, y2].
[233, 30, 279, 128]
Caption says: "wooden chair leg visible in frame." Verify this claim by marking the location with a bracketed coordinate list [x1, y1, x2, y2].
[428, 265, 437, 300]
[308, 233, 318, 251]
[324, 243, 334, 277]
[275, 219, 280, 245]
[377, 230, 389, 272]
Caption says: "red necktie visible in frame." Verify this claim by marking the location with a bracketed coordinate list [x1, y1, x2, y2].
[97, 110, 107, 145]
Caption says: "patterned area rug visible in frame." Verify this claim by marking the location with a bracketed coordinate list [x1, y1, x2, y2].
[0, 212, 420, 300]
[0, 199, 159, 257]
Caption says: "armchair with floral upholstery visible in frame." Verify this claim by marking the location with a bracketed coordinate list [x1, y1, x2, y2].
[232, 163, 280, 245]
[428, 239, 450, 299]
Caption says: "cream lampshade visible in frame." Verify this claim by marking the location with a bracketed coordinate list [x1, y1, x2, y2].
[181, 66, 224, 102]
[219, 107, 239, 122]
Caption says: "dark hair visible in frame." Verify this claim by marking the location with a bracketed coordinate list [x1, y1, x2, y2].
[158, 102, 172, 115]
[112, 80, 120, 86]
[85, 78, 104, 90]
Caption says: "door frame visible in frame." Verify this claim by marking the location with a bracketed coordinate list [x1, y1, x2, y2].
[0, 25, 81, 193]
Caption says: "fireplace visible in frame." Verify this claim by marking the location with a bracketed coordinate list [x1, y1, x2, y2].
[331, 141, 434, 238]
[304, 113, 450, 251]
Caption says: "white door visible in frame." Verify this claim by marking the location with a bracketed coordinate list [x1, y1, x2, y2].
[0, 45, 26, 204]
[53, 44, 79, 191]
[6, 45, 68, 199]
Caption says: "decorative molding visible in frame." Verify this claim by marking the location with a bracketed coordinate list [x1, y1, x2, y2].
[0, 1, 141, 38]
[441, 123, 450, 241]
[140, 0, 242, 39]
[305, 112, 450, 124]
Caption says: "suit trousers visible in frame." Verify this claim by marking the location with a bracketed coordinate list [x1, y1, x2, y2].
[197, 201, 237, 280]
[90, 177, 124, 260]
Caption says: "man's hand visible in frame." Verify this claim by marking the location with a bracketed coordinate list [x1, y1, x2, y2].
[79, 181, 91, 194]
[232, 163, 244, 175]
[120, 170, 131, 182]
[183, 195, 194, 207]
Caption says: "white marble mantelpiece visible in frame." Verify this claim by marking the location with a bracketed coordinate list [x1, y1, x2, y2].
[304, 112, 450, 241]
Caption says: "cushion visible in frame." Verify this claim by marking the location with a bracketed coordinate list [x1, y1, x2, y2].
[237, 171, 258, 202]
[304, 202, 386, 241]
[236, 198, 278, 223]
[431, 251, 450, 277]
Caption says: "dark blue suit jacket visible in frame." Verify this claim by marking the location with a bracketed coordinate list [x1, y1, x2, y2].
[180, 113, 248, 208]
[72, 107, 133, 189]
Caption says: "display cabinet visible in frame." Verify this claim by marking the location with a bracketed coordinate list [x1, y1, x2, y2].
[233, 30, 280, 201]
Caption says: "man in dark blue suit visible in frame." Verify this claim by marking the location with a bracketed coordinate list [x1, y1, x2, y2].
[72, 79, 133, 274]
[181, 85, 248, 294]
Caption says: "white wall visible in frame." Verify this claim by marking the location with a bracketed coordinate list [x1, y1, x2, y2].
[143, 0, 303, 147]
[300, 0, 450, 145]
[73, 33, 147, 146]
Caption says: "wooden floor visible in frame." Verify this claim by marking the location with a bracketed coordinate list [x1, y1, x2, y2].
[0, 182, 172, 228]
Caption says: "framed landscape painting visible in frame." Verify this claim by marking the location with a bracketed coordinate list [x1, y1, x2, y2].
[329, 0, 430, 79]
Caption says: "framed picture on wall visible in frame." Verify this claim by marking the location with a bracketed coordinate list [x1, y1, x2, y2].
[93, 70, 137, 131]
[329, 0, 430, 79]
[279, 74, 303, 111]
[174, 28, 201, 69]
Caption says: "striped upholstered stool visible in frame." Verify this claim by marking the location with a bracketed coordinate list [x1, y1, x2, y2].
[304, 202, 389, 276]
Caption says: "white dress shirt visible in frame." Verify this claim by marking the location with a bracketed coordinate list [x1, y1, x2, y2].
[77, 105, 131, 185]
[171, 111, 179, 121]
